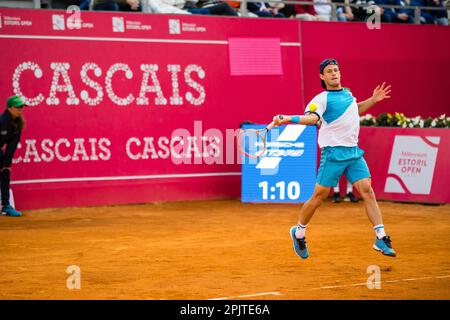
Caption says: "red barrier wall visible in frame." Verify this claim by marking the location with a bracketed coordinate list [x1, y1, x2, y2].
[1, 8, 449, 209]
[301, 22, 450, 118]
[0, 8, 302, 209]
[359, 127, 449, 204]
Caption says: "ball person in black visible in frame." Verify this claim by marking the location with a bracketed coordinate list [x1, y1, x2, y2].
[0, 95, 26, 217]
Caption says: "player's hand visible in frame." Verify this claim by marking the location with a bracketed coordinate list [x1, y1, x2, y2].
[372, 82, 391, 103]
[272, 115, 285, 127]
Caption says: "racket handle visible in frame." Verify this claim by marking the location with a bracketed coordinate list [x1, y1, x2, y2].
[266, 121, 275, 131]
[266, 115, 284, 130]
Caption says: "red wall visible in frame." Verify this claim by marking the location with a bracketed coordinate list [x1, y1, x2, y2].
[1, 9, 449, 209]
[0, 8, 303, 210]
[359, 127, 449, 204]
[301, 22, 450, 118]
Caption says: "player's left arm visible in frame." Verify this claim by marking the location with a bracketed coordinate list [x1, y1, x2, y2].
[357, 82, 391, 114]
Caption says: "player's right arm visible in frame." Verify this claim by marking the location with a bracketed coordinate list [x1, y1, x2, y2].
[273, 94, 326, 127]
[272, 114, 319, 126]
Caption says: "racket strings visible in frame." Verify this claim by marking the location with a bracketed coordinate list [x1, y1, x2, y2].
[238, 128, 269, 158]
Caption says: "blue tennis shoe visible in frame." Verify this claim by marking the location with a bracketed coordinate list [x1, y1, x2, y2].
[290, 226, 309, 259]
[373, 236, 396, 257]
[1, 205, 22, 217]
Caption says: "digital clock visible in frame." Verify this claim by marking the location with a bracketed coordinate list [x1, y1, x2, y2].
[241, 124, 317, 203]
[260, 181, 301, 200]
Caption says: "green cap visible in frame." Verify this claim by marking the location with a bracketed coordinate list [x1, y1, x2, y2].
[6, 95, 26, 108]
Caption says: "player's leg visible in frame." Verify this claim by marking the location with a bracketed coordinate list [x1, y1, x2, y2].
[290, 184, 330, 260]
[352, 178, 382, 226]
[297, 183, 331, 227]
[290, 148, 345, 260]
[346, 158, 396, 257]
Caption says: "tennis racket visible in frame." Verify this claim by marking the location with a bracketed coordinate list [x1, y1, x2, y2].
[237, 115, 283, 158]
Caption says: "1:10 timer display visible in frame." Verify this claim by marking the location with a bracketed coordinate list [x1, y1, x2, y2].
[258, 181, 301, 200]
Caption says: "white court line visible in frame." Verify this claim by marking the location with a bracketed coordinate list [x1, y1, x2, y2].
[0, 34, 301, 46]
[311, 282, 368, 290]
[209, 292, 282, 300]
[11, 172, 241, 185]
[310, 275, 450, 290]
[209, 275, 450, 299]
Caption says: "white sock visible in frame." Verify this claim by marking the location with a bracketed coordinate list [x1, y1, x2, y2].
[374, 224, 386, 239]
[347, 182, 353, 194]
[333, 186, 339, 193]
[295, 223, 307, 239]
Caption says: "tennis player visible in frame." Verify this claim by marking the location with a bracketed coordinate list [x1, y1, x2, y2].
[272, 58, 396, 259]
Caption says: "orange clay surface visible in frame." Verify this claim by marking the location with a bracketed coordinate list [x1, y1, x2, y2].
[1, 199, 449, 300]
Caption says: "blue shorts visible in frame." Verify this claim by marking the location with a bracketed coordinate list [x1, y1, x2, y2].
[317, 146, 371, 187]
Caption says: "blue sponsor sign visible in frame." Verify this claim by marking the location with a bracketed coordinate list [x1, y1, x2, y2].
[241, 124, 317, 203]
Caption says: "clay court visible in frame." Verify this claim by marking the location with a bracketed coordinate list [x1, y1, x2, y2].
[1, 199, 449, 300]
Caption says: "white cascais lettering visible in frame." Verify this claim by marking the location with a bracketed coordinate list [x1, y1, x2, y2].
[126, 136, 171, 160]
[12, 62, 206, 107]
[46, 63, 80, 105]
[184, 64, 205, 106]
[136, 64, 167, 106]
[105, 63, 135, 106]
[125, 135, 221, 163]
[80, 63, 104, 106]
[168, 64, 182, 105]
[12, 61, 45, 106]
[13, 137, 111, 164]
[171, 124, 223, 165]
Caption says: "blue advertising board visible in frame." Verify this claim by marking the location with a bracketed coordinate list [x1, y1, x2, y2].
[241, 124, 317, 203]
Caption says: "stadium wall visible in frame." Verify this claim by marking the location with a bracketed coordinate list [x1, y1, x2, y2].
[0, 8, 302, 209]
[359, 127, 450, 204]
[0, 8, 448, 209]
[301, 21, 450, 118]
